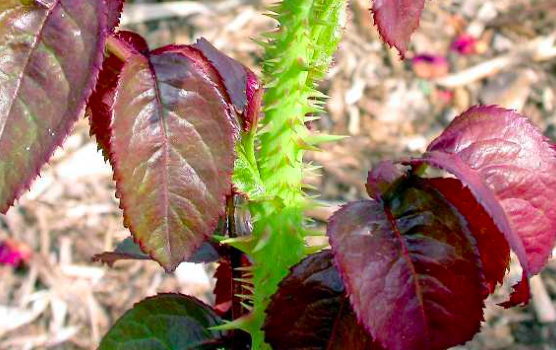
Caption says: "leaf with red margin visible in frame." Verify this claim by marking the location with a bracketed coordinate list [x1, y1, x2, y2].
[372, 0, 425, 57]
[0, 0, 107, 213]
[92, 237, 220, 267]
[328, 177, 486, 350]
[97, 293, 229, 350]
[110, 46, 236, 271]
[406, 106, 556, 276]
[366, 160, 405, 200]
[263, 250, 381, 350]
[427, 177, 510, 294]
[498, 272, 530, 308]
[87, 31, 149, 161]
[104, 0, 125, 32]
[193, 38, 262, 131]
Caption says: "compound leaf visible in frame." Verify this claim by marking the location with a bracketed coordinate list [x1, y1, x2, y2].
[263, 250, 380, 350]
[0, 0, 107, 212]
[328, 177, 486, 350]
[409, 106, 556, 276]
[110, 45, 236, 271]
[372, 0, 425, 57]
[98, 294, 228, 350]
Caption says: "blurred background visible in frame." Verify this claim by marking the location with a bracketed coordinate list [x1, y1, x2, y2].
[1, 0, 556, 349]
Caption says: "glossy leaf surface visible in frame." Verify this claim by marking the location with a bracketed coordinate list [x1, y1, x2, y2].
[372, 0, 425, 57]
[0, 0, 107, 212]
[428, 177, 510, 293]
[98, 294, 228, 350]
[263, 250, 380, 350]
[110, 45, 236, 271]
[410, 106, 556, 275]
[328, 177, 485, 350]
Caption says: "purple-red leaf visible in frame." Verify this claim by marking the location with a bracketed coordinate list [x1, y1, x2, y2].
[366, 160, 405, 200]
[0, 0, 107, 212]
[87, 31, 149, 161]
[104, 0, 125, 32]
[263, 250, 381, 350]
[428, 177, 510, 294]
[193, 38, 262, 131]
[372, 0, 425, 57]
[328, 177, 486, 350]
[92, 237, 220, 267]
[408, 106, 556, 276]
[110, 44, 237, 271]
[213, 258, 233, 316]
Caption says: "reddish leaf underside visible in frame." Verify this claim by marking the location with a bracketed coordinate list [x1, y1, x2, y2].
[428, 177, 510, 294]
[328, 177, 486, 350]
[263, 250, 381, 350]
[87, 31, 149, 161]
[110, 48, 236, 271]
[372, 0, 425, 57]
[92, 237, 220, 268]
[498, 272, 530, 308]
[213, 258, 233, 316]
[408, 106, 556, 276]
[0, 0, 107, 212]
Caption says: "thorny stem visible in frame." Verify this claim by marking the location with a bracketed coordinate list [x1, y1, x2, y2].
[235, 1, 347, 349]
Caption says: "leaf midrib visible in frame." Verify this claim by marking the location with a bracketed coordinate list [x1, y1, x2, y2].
[382, 204, 431, 349]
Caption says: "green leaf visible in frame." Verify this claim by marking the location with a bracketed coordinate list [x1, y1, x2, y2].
[98, 294, 228, 350]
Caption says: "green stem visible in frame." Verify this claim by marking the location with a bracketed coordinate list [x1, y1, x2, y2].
[238, 1, 347, 349]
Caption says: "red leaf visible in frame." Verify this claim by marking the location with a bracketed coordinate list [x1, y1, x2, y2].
[366, 160, 405, 200]
[328, 177, 486, 350]
[263, 250, 381, 350]
[87, 31, 148, 161]
[428, 178, 510, 294]
[408, 106, 556, 275]
[92, 237, 220, 267]
[193, 38, 262, 131]
[372, 0, 426, 57]
[104, 0, 125, 32]
[213, 258, 233, 316]
[498, 272, 530, 308]
[0, 0, 108, 212]
[110, 45, 237, 271]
